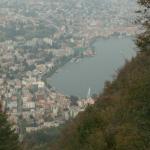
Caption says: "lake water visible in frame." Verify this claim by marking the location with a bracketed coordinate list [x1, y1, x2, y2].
[48, 36, 136, 98]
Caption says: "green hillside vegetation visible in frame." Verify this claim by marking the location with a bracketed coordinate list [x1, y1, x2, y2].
[0, 104, 22, 150]
[54, 1, 150, 150]
[23, 126, 64, 150]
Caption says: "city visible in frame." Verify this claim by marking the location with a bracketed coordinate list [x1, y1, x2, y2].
[0, 0, 138, 137]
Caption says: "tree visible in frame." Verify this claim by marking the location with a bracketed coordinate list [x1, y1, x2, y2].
[0, 104, 21, 150]
[70, 95, 79, 106]
[136, 0, 150, 52]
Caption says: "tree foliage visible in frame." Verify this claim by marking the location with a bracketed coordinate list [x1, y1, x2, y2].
[136, 0, 150, 52]
[0, 105, 21, 150]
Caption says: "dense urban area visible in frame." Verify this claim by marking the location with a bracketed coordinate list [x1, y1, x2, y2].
[0, 0, 139, 140]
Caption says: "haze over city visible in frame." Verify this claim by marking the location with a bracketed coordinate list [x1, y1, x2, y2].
[0, 0, 149, 150]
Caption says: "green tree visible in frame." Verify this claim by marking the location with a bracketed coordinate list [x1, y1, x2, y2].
[0, 106, 21, 150]
[136, 0, 150, 52]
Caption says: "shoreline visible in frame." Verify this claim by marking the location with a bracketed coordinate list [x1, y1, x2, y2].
[42, 36, 101, 88]
[43, 34, 134, 97]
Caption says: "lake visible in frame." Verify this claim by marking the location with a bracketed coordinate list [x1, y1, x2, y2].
[48, 36, 136, 98]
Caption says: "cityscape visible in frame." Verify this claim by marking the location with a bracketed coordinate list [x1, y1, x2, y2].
[0, 0, 139, 140]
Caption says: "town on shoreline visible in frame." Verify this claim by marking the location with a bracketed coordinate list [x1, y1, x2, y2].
[0, 0, 138, 139]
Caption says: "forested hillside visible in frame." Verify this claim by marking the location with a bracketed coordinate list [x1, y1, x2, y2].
[0, 104, 21, 150]
[55, 0, 150, 149]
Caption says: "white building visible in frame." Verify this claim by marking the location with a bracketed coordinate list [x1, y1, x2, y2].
[23, 101, 35, 109]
